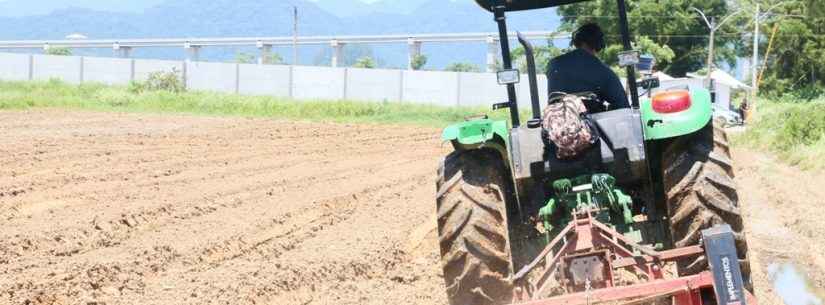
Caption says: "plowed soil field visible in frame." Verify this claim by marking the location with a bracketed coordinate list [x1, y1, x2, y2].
[1, 110, 822, 305]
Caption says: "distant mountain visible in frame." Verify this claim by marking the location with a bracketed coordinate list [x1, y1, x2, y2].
[313, 0, 440, 17]
[0, 0, 561, 68]
[370, 0, 437, 15]
[312, 0, 373, 17]
[0, 0, 342, 39]
[0, 0, 165, 16]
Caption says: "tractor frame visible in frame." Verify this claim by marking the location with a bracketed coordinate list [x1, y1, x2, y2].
[436, 1, 755, 305]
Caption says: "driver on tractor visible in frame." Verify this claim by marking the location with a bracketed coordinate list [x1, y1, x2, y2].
[547, 23, 630, 110]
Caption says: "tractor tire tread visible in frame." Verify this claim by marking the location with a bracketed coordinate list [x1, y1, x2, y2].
[436, 150, 513, 305]
[662, 120, 753, 291]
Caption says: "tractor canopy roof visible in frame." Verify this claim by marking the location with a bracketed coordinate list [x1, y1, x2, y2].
[474, 0, 593, 12]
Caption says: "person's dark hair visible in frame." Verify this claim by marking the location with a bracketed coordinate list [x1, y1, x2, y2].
[572, 23, 606, 52]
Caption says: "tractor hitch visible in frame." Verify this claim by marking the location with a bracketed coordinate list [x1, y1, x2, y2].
[509, 209, 755, 305]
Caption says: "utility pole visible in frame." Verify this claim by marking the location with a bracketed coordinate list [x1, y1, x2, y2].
[691, 8, 743, 91]
[706, 17, 716, 88]
[292, 6, 298, 66]
[749, 2, 795, 122]
[752, 4, 760, 99]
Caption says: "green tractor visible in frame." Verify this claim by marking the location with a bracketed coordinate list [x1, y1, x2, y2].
[435, 1, 751, 305]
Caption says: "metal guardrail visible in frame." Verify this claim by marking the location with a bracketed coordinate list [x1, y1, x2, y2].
[0, 31, 570, 70]
[0, 31, 567, 49]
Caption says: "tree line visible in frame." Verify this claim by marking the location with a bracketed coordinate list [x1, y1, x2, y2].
[552, 0, 823, 97]
[44, 0, 822, 97]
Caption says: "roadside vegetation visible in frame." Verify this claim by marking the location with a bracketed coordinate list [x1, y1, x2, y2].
[2, 79, 823, 169]
[735, 92, 825, 170]
[444, 62, 481, 73]
[44, 47, 72, 56]
[0, 79, 520, 127]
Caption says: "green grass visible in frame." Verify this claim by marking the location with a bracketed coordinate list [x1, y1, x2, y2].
[0, 79, 523, 127]
[6, 79, 823, 170]
[733, 96, 825, 170]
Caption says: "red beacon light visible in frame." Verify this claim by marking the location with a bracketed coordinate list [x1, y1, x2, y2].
[652, 90, 692, 113]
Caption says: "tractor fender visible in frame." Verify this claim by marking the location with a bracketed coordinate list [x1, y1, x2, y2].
[640, 88, 714, 140]
[441, 118, 510, 167]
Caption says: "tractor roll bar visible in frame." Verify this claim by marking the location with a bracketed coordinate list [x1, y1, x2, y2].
[494, 4, 522, 127]
[616, 0, 640, 108]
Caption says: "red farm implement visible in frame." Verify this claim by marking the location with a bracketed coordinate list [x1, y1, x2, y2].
[509, 209, 754, 305]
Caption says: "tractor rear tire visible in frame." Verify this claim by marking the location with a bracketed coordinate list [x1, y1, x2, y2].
[662, 119, 752, 290]
[436, 149, 513, 305]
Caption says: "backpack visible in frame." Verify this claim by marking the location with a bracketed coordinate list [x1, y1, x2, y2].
[541, 94, 597, 159]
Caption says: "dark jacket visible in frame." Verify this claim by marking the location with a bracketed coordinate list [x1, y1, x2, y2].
[546, 49, 630, 109]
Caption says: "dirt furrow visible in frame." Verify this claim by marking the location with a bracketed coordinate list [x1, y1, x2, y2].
[0, 142, 430, 221]
[1, 110, 445, 305]
[0, 151, 432, 263]
[2, 172, 431, 305]
[3, 110, 821, 305]
[1, 169, 425, 260]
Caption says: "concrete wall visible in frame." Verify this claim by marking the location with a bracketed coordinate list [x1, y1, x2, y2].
[31, 54, 82, 84]
[516, 74, 549, 112]
[84, 57, 133, 85]
[0, 53, 31, 81]
[0, 52, 736, 110]
[134, 59, 183, 82]
[186, 61, 238, 93]
[402, 70, 459, 106]
[237, 64, 291, 97]
[292, 66, 346, 100]
[346, 68, 403, 102]
[457, 72, 506, 107]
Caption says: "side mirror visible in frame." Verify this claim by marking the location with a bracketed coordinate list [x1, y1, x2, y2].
[636, 54, 656, 74]
[497, 69, 520, 85]
[618, 50, 640, 67]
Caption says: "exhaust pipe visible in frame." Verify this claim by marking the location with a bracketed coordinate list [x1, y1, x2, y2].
[516, 32, 542, 123]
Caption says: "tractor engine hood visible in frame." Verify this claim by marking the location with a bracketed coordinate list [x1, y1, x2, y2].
[474, 0, 593, 12]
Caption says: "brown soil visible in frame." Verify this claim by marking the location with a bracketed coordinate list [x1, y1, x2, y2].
[733, 147, 825, 305]
[0, 109, 821, 305]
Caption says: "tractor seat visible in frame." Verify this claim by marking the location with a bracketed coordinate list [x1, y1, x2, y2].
[525, 108, 647, 185]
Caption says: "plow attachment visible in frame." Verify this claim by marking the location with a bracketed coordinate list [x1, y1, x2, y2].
[509, 210, 756, 305]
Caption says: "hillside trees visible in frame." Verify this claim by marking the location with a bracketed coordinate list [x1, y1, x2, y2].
[807, 0, 823, 18]
[557, 0, 738, 76]
[740, 0, 823, 95]
[511, 40, 564, 74]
